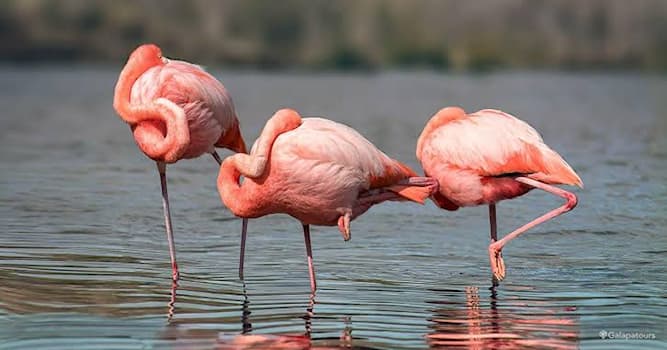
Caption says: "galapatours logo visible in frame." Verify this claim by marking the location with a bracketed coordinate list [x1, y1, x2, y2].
[599, 329, 657, 340]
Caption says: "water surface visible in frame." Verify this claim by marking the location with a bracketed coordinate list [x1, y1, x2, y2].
[0, 68, 665, 349]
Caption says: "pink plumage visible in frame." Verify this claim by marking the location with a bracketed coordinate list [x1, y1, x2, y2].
[417, 106, 582, 281]
[114, 44, 246, 162]
[218, 108, 438, 291]
[112, 44, 247, 281]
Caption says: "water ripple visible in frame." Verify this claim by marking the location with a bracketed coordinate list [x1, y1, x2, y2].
[1, 70, 666, 349]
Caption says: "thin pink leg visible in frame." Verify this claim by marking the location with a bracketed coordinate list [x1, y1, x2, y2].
[157, 162, 179, 281]
[356, 176, 438, 206]
[212, 151, 249, 280]
[488, 176, 578, 281]
[488, 203, 504, 284]
[302, 224, 317, 293]
[239, 218, 248, 279]
[399, 176, 439, 189]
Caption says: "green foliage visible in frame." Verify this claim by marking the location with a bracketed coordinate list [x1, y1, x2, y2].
[325, 47, 373, 70]
[1, 0, 665, 71]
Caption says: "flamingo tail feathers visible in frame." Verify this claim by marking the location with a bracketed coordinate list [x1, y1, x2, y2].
[528, 145, 584, 188]
[385, 184, 432, 204]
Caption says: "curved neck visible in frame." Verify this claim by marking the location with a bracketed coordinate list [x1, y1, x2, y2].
[131, 98, 190, 163]
[113, 53, 189, 163]
[217, 156, 253, 218]
[113, 57, 162, 122]
[217, 109, 303, 217]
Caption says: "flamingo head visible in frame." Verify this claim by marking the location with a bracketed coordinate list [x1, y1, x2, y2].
[128, 44, 169, 68]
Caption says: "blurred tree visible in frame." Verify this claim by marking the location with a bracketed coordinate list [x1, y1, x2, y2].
[0, 0, 665, 70]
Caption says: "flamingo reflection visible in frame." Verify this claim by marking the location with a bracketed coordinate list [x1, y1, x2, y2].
[427, 286, 579, 349]
[164, 286, 359, 349]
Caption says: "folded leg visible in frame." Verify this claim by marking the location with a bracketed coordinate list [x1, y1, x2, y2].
[488, 177, 578, 281]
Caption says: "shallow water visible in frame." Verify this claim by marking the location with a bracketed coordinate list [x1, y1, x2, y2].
[0, 68, 666, 349]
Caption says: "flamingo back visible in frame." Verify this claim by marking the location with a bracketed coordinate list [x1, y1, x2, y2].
[131, 60, 239, 158]
[271, 118, 417, 190]
[418, 109, 582, 187]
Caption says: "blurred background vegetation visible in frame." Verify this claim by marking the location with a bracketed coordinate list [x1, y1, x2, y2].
[1, 0, 666, 71]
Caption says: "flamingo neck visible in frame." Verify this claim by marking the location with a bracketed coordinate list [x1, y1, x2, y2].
[113, 57, 162, 122]
[113, 53, 189, 163]
[130, 98, 190, 163]
[217, 157, 256, 218]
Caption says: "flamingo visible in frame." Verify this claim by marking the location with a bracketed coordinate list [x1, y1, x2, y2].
[217, 109, 438, 292]
[113, 44, 247, 281]
[416, 107, 582, 282]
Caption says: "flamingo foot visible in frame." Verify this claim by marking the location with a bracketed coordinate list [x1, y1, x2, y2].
[337, 210, 351, 241]
[401, 176, 440, 194]
[488, 243, 506, 282]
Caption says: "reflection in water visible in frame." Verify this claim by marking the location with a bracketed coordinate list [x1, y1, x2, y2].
[427, 286, 579, 349]
[242, 283, 252, 334]
[1, 70, 665, 349]
[215, 334, 311, 350]
[340, 316, 353, 345]
[163, 286, 360, 349]
[168, 279, 178, 322]
[303, 292, 315, 337]
[0, 254, 167, 316]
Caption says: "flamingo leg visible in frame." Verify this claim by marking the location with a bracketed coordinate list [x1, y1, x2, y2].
[400, 176, 439, 190]
[211, 150, 223, 165]
[212, 150, 249, 280]
[488, 176, 578, 281]
[488, 203, 504, 285]
[356, 176, 439, 205]
[157, 161, 179, 281]
[239, 217, 248, 279]
[302, 224, 317, 293]
[489, 203, 497, 242]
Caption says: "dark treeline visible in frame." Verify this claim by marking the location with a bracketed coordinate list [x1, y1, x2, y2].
[1, 0, 666, 70]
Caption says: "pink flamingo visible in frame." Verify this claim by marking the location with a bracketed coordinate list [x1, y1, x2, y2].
[217, 109, 438, 292]
[416, 107, 583, 282]
[113, 44, 247, 281]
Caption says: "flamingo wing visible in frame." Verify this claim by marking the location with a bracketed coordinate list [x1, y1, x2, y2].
[273, 118, 428, 203]
[420, 109, 582, 187]
[132, 60, 241, 152]
[279, 118, 415, 184]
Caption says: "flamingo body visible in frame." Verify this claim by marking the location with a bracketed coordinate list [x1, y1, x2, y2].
[416, 107, 582, 281]
[114, 44, 246, 163]
[218, 109, 437, 290]
[112, 44, 247, 281]
[225, 117, 421, 225]
[130, 61, 241, 159]
[417, 107, 582, 209]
